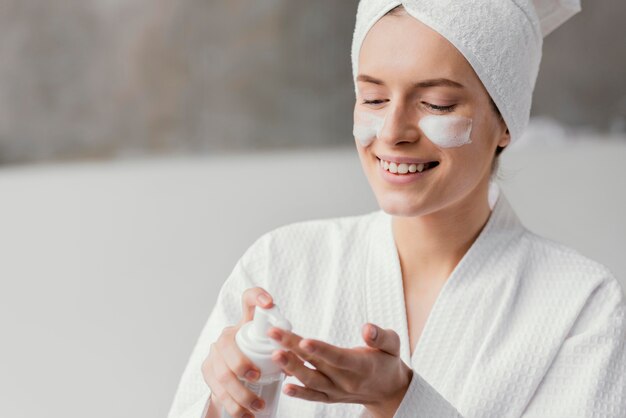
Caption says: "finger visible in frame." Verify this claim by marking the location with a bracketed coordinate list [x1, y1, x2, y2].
[209, 392, 224, 414]
[268, 327, 343, 373]
[205, 358, 258, 417]
[239, 287, 274, 325]
[272, 349, 333, 393]
[296, 338, 361, 371]
[212, 348, 266, 414]
[283, 382, 330, 403]
[267, 327, 318, 365]
[267, 326, 304, 353]
[362, 323, 400, 356]
[215, 329, 262, 383]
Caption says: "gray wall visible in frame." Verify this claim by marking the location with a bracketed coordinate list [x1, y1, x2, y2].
[0, 0, 624, 165]
[532, 0, 626, 132]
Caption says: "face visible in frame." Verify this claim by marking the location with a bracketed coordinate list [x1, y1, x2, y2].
[354, 12, 510, 217]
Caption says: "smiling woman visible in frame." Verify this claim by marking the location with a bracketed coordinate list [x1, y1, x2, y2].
[168, 2, 626, 418]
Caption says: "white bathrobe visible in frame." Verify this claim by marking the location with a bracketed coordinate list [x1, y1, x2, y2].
[168, 191, 626, 418]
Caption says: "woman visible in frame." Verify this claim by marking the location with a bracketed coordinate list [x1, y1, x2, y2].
[169, 1, 626, 417]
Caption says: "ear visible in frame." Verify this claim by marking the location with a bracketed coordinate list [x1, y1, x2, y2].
[498, 126, 511, 148]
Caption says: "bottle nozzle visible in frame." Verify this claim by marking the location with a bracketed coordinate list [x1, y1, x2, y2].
[235, 303, 293, 377]
[250, 305, 292, 344]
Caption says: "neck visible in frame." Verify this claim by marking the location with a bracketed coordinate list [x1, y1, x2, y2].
[392, 184, 493, 283]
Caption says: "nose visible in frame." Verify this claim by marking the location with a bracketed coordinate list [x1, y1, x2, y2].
[377, 101, 420, 146]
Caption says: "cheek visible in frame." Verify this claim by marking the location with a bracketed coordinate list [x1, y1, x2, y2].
[353, 124, 377, 147]
[353, 110, 385, 147]
[440, 145, 490, 197]
[418, 115, 473, 148]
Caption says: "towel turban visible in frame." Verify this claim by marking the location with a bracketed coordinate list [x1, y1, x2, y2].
[351, 0, 582, 146]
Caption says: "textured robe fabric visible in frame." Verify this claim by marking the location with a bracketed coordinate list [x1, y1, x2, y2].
[167, 191, 626, 418]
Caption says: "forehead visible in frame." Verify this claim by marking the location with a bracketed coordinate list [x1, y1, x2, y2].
[358, 13, 476, 85]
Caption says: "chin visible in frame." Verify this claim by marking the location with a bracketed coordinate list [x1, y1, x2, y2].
[375, 193, 430, 217]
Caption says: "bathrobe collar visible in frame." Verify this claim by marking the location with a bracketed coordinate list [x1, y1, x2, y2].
[364, 191, 526, 368]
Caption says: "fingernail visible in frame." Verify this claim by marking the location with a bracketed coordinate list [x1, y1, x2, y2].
[285, 387, 296, 396]
[258, 293, 271, 304]
[245, 369, 259, 381]
[302, 342, 315, 353]
[369, 325, 378, 340]
[251, 398, 265, 411]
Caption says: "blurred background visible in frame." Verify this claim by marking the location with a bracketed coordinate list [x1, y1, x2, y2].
[1, 0, 626, 164]
[0, 1, 624, 418]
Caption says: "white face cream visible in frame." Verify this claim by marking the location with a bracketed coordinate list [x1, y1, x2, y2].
[353, 111, 473, 149]
[418, 115, 473, 148]
[353, 111, 386, 147]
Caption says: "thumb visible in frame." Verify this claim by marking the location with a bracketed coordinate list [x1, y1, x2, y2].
[362, 323, 401, 356]
[239, 287, 274, 326]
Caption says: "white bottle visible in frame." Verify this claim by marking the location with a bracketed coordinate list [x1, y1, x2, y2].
[221, 304, 292, 418]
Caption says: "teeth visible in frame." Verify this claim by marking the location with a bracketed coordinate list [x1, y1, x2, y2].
[378, 157, 435, 175]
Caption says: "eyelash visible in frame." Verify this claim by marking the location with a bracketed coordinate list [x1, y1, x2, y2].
[361, 99, 456, 113]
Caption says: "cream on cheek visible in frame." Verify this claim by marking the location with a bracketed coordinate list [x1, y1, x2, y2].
[353, 111, 386, 147]
[353, 111, 473, 149]
[418, 115, 473, 148]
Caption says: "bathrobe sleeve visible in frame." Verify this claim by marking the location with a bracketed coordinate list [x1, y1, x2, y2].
[387, 276, 626, 418]
[357, 371, 463, 418]
[167, 241, 261, 418]
[390, 371, 463, 418]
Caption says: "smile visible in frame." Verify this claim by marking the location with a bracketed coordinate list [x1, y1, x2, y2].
[375, 156, 439, 185]
[377, 157, 440, 174]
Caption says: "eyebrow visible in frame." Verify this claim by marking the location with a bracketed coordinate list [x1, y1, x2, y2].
[356, 74, 464, 89]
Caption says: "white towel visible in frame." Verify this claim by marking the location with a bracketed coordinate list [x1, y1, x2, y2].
[533, 0, 582, 37]
[351, 0, 581, 146]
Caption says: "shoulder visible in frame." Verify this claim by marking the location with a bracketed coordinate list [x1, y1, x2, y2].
[494, 229, 626, 350]
[519, 229, 625, 304]
[520, 229, 613, 276]
[238, 209, 380, 272]
[232, 210, 381, 312]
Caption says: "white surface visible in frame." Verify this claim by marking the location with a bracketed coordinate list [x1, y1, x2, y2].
[0, 138, 625, 418]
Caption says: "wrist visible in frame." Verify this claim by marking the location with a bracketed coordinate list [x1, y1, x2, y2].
[365, 367, 413, 418]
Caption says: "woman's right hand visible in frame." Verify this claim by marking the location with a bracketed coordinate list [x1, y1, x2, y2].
[202, 287, 275, 418]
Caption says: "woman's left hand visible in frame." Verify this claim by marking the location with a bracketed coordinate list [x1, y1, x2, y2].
[267, 323, 414, 418]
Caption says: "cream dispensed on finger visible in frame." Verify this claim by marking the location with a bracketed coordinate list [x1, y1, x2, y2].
[351, 0, 582, 149]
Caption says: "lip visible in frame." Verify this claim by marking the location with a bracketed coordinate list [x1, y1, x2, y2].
[376, 154, 438, 164]
[375, 156, 437, 185]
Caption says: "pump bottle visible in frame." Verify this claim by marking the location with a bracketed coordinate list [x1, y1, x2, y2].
[220, 304, 292, 418]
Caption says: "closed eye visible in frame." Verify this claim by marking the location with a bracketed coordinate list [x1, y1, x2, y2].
[423, 102, 456, 113]
[362, 99, 386, 105]
[361, 100, 456, 113]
